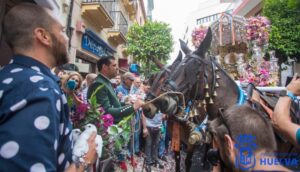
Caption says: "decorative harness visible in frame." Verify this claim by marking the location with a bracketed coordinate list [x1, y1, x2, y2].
[147, 54, 246, 118]
[145, 54, 246, 146]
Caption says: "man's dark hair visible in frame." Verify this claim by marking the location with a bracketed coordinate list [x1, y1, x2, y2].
[208, 105, 276, 152]
[97, 56, 115, 71]
[3, 3, 55, 50]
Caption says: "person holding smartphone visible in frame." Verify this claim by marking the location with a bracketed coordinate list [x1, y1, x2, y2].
[273, 73, 300, 148]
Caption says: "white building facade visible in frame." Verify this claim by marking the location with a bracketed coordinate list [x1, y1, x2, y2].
[182, 0, 234, 49]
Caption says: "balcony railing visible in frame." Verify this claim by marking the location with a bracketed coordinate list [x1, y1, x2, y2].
[81, 0, 114, 29]
[82, 0, 128, 35]
[82, 0, 116, 14]
[110, 11, 128, 37]
[83, 0, 128, 44]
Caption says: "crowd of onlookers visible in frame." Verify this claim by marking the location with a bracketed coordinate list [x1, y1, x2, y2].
[3, 3, 300, 172]
[54, 67, 169, 171]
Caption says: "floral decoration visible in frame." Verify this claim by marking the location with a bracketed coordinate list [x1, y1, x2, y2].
[245, 16, 271, 46]
[239, 59, 278, 86]
[191, 26, 208, 48]
[71, 85, 133, 159]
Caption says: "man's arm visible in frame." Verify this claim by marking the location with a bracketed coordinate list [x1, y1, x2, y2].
[0, 88, 68, 171]
[87, 82, 135, 123]
[65, 133, 97, 172]
[273, 97, 300, 147]
[272, 74, 300, 148]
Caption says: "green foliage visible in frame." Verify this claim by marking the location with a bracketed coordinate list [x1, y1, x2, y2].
[90, 85, 104, 106]
[139, 60, 164, 76]
[126, 21, 173, 75]
[107, 125, 119, 135]
[72, 85, 133, 157]
[263, 0, 300, 62]
[106, 114, 133, 152]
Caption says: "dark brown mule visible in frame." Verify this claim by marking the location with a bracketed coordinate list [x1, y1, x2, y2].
[143, 27, 300, 171]
[143, 28, 241, 171]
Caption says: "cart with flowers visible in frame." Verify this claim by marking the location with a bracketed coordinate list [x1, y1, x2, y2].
[191, 12, 279, 87]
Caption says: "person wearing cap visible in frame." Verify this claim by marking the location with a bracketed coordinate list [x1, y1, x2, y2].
[115, 72, 135, 104]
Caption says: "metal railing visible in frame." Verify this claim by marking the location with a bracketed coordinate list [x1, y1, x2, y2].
[110, 11, 128, 36]
[82, 0, 115, 12]
[82, 0, 128, 36]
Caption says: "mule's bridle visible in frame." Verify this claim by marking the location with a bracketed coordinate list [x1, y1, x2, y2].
[144, 91, 186, 110]
[162, 54, 208, 95]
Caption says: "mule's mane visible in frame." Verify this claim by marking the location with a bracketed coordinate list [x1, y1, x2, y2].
[211, 57, 239, 93]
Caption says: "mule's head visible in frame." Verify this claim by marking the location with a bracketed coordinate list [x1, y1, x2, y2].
[143, 51, 183, 118]
[143, 28, 212, 118]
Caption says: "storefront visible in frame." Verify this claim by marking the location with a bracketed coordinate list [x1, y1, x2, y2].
[75, 28, 116, 74]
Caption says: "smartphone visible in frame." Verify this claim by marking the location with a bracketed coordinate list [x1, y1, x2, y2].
[285, 76, 300, 86]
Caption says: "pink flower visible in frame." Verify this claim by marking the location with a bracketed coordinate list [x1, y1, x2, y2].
[258, 79, 267, 86]
[248, 76, 256, 83]
[72, 103, 89, 123]
[259, 69, 268, 75]
[191, 26, 208, 48]
[101, 114, 114, 129]
[245, 16, 270, 45]
[76, 103, 89, 114]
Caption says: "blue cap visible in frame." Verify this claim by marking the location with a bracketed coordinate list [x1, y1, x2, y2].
[129, 64, 139, 75]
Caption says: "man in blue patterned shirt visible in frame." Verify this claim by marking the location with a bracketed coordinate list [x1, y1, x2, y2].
[0, 3, 96, 172]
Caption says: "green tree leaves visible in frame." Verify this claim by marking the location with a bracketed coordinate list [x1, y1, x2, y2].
[126, 21, 173, 75]
[263, 0, 300, 62]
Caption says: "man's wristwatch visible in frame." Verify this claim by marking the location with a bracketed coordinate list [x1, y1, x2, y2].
[279, 90, 297, 100]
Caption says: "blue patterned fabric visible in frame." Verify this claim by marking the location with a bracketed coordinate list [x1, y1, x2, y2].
[0, 55, 73, 171]
[146, 112, 163, 128]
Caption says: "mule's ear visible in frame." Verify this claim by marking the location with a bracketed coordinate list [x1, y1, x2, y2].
[194, 27, 212, 57]
[168, 51, 182, 71]
[179, 39, 191, 55]
[175, 51, 182, 62]
[170, 51, 182, 70]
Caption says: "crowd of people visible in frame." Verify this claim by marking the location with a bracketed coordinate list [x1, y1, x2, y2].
[0, 3, 170, 172]
[53, 60, 169, 171]
[0, 3, 96, 171]
[2, 3, 300, 172]
[86, 56, 168, 171]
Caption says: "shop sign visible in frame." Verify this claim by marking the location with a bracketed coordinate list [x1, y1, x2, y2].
[82, 34, 108, 57]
